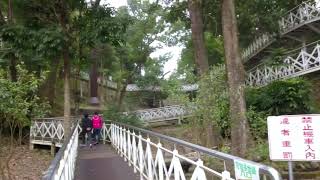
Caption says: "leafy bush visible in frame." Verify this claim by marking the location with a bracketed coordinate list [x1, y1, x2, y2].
[0, 64, 50, 143]
[246, 78, 312, 115]
[247, 141, 269, 162]
[195, 65, 230, 137]
[192, 65, 230, 144]
[103, 105, 143, 127]
[246, 108, 268, 140]
[246, 78, 313, 141]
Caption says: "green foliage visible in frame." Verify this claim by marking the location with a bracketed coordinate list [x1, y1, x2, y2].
[246, 108, 268, 140]
[236, 0, 305, 47]
[247, 141, 269, 161]
[103, 105, 143, 127]
[164, 66, 197, 106]
[77, 5, 127, 47]
[0, 64, 50, 130]
[246, 78, 313, 141]
[135, 56, 167, 88]
[178, 33, 224, 73]
[193, 65, 230, 137]
[246, 78, 312, 115]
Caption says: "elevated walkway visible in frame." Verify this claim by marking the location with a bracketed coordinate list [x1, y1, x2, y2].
[247, 41, 320, 86]
[243, 1, 320, 67]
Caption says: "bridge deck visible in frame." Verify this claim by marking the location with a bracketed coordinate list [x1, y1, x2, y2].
[75, 144, 139, 180]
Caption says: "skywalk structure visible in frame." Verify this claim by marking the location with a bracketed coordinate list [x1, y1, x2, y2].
[245, 1, 320, 86]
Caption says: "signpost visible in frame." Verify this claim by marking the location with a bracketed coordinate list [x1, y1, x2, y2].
[234, 159, 260, 180]
[267, 115, 320, 180]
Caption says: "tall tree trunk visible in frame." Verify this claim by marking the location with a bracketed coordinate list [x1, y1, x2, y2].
[221, 0, 249, 157]
[9, 57, 17, 81]
[7, 0, 13, 22]
[188, 0, 218, 148]
[59, 0, 72, 137]
[117, 84, 127, 111]
[7, 0, 17, 82]
[89, 49, 99, 105]
[188, 0, 209, 75]
[63, 49, 71, 137]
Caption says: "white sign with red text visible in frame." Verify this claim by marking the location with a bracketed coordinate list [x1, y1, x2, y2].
[268, 115, 320, 161]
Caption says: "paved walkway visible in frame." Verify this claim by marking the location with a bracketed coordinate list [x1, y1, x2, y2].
[75, 144, 139, 180]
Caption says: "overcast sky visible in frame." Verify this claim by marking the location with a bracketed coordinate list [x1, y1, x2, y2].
[103, 0, 181, 78]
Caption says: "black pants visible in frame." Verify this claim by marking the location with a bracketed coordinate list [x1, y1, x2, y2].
[81, 129, 92, 144]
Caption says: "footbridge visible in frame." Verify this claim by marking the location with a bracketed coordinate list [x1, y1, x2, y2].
[39, 118, 281, 180]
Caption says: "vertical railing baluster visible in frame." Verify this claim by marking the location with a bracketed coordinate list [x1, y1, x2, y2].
[127, 129, 132, 166]
[123, 127, 127, 161]
[138, 135, 144, 180]
[120, 127, 123, 157]
[132, 132, 137, 173]
[146, 138, 153, 180]
[157, 143, 164, 180]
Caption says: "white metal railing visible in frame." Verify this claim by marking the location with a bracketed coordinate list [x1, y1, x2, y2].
[80, 71, 199, 92]
[30, 117, 111, 147]
[242, 33, 276, 61]
[125, 84, 199, 92]
[30, 106, 190, 147]
[279, 0, 320, 34]
[127, 105, 192, 122]
[110, 122, 282, 180]
[42, 124, 79, 180]
[242, 0, 320, 62]
[30, 117, 72, 147]
[246, 42, 320, 86]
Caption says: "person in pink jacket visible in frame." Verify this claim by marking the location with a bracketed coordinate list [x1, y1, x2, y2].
[92, 112, 103, 144]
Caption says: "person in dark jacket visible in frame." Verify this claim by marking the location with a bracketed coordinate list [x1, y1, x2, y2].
[80, 113, 93, 147]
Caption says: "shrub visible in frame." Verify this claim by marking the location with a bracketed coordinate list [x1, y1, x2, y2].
[246, 78, 312, 115]
[246, 108, 269, 140]
[246, 78, 313, 141]
[0, 64, 50, 144]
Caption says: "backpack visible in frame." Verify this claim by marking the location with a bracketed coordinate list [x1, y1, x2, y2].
[92, 115, 103, 129]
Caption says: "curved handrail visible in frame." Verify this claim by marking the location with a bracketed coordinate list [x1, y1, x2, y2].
[42, 124, 79, 180]
[242, 33, 276, 61]
[113, 122, 282, 180]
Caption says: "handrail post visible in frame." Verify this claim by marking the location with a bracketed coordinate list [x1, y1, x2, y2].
[138, 135, 144, 180]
